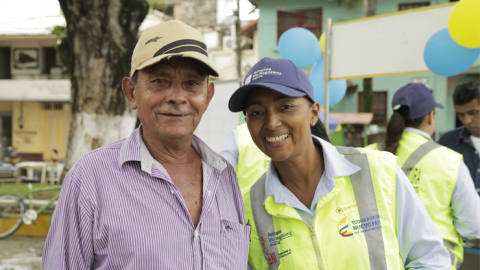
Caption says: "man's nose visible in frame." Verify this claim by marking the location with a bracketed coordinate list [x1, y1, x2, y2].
[166, 82, 187, 104]
[463, 114, 472, 125]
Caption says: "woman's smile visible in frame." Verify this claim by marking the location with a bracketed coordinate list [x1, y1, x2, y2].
[265, 133, 290, 145]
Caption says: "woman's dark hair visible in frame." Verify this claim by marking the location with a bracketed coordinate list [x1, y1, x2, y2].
[385, 105, 427, 154]
[308, 101, 330, 143]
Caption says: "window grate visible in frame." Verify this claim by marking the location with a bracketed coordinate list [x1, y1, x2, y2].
[43, 103, 64, 111]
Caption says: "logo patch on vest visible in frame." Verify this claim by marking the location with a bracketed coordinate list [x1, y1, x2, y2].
[338, 214, 382, 237]
[267, 251, 280, 265]
[337, 216, 354, 237]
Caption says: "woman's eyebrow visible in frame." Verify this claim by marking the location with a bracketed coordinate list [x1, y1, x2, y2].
[246, 101, 262, 109]
[272, 95, 290, 102]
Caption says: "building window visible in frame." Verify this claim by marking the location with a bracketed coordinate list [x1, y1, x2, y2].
[398, 2, 430, 11]
[0, 47, 11, 79]
[277, 9, 322, 41]
[42, 47, 58, 75]
[358, 91, 388, 126]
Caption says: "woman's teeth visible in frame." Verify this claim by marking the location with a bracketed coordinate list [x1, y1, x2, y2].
[266, 134, 290, 143]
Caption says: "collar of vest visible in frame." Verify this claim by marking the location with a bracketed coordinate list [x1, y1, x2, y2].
[264, 176, 347, 218]
[403, 131, 431, 142]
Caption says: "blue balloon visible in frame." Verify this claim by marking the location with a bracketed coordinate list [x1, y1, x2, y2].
[424, 28, 480, 77]
[278, 28, 322, 67]
[309, 58, 347, 106]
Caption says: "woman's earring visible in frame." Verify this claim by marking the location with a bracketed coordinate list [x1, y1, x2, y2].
[311, 121, 316, 126]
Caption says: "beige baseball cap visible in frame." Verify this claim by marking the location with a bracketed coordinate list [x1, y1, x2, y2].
[130, 20, 219, 77]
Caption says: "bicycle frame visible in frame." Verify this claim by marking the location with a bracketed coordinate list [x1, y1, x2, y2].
[1, 201, 22, 219]
[25, 183, 61, 215]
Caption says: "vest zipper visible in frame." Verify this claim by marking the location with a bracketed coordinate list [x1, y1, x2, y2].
[276, 195, 337, 270]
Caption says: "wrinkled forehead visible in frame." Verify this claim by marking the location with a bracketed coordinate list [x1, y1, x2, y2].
[140, 57, 208, 78]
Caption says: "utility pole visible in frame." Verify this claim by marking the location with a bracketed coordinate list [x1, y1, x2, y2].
[234, 0, 242, 81]
[362, 0, 376, 146]
[361, 0, 376, 114]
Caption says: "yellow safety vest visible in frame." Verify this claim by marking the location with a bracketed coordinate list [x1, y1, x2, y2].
[236, 123, 271, 196]
[245, 147, 404, 270]
[367, 132, 463, 269]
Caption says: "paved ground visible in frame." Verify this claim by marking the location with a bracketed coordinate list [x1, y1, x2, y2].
[0, 236, 45, 270]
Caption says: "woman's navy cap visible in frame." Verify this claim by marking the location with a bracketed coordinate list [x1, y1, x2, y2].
[392, 83, 444, 119]
[228, 57, 315, 113]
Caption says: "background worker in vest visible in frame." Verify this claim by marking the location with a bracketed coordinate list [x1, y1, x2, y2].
[367, 83, 480, 269]
[228, 58, 451, 270]
[219, 122, 271, 196]
[438, 81, 480, 196]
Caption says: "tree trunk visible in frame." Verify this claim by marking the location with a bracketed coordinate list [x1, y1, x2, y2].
[362, 0, 376, 114]
[59, 0, 149, 168]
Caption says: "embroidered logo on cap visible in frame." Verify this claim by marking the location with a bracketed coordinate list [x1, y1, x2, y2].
[245, 74, 252, 85]
[251, 68, 282, 82]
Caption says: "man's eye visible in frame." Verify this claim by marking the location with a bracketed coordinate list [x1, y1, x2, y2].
[281, 105, 292, 110]
[187, 80, 200, 86]
[153, 79, 165, 84]
[250, 110, 261, 116]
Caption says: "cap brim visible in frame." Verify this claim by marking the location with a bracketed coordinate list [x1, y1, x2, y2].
[228, 82, 308, 112]
[133, 52, 219, 77]
[435, 102, 444, 109]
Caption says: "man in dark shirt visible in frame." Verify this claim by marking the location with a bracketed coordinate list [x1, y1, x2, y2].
[438, 81, 480, 196]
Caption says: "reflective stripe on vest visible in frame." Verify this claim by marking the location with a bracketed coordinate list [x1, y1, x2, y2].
[250, 147, 388, 270]
[250, 174, 279, 270]
[401, 141, 440, 177]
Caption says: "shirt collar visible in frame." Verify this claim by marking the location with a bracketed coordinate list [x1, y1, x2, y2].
[264, 135, 360, 210]
[457, 126, 471, 145]
[404, 127, 432, 141]
[118, 125, 227, 173]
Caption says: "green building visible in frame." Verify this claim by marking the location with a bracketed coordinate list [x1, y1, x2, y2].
[249, 0, 479, 145]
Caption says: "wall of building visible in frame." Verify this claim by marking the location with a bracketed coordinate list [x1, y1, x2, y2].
[256, 0, 479, 140]
[10, 101, 70, 161]
[0, 36, 59, 80]
[164, 0, 217, 28]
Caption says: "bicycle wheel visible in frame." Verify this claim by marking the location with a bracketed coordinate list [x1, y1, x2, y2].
[0, 194, 25, 239]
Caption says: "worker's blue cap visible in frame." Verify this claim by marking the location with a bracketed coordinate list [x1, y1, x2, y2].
[228, 57, 315, 113]
[392, 83, 444, 119]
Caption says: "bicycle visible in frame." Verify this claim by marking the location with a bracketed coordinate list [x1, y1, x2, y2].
[0, 181, 61, 239]
[0, 149, 66, 239]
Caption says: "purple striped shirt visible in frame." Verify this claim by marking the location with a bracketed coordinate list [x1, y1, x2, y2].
[42, 127, 250, 269]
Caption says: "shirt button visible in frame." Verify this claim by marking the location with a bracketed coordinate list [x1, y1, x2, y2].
[194, 230, 199, 237]
[477, 168, 480, 173]
[477, 188, 480, 192]
[170, 189, 175, 194]
[475, 151, 478, 155]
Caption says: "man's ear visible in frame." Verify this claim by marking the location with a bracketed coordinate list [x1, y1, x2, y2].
[205, 81, 215, 107]
[122, 77, 137, 110]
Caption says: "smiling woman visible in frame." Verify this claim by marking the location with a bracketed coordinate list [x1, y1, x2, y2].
[228, 57, 452, 270]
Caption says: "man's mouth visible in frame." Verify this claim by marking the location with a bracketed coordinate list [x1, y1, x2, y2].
[265, 134, 290, 143]
[161, 113, 190, 117]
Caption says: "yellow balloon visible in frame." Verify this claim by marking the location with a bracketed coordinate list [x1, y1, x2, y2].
[448, 0, 480, 48]
[319, 32, 326, 57]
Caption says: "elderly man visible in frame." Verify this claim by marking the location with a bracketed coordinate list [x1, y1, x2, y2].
[43, 20, 250, 269]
